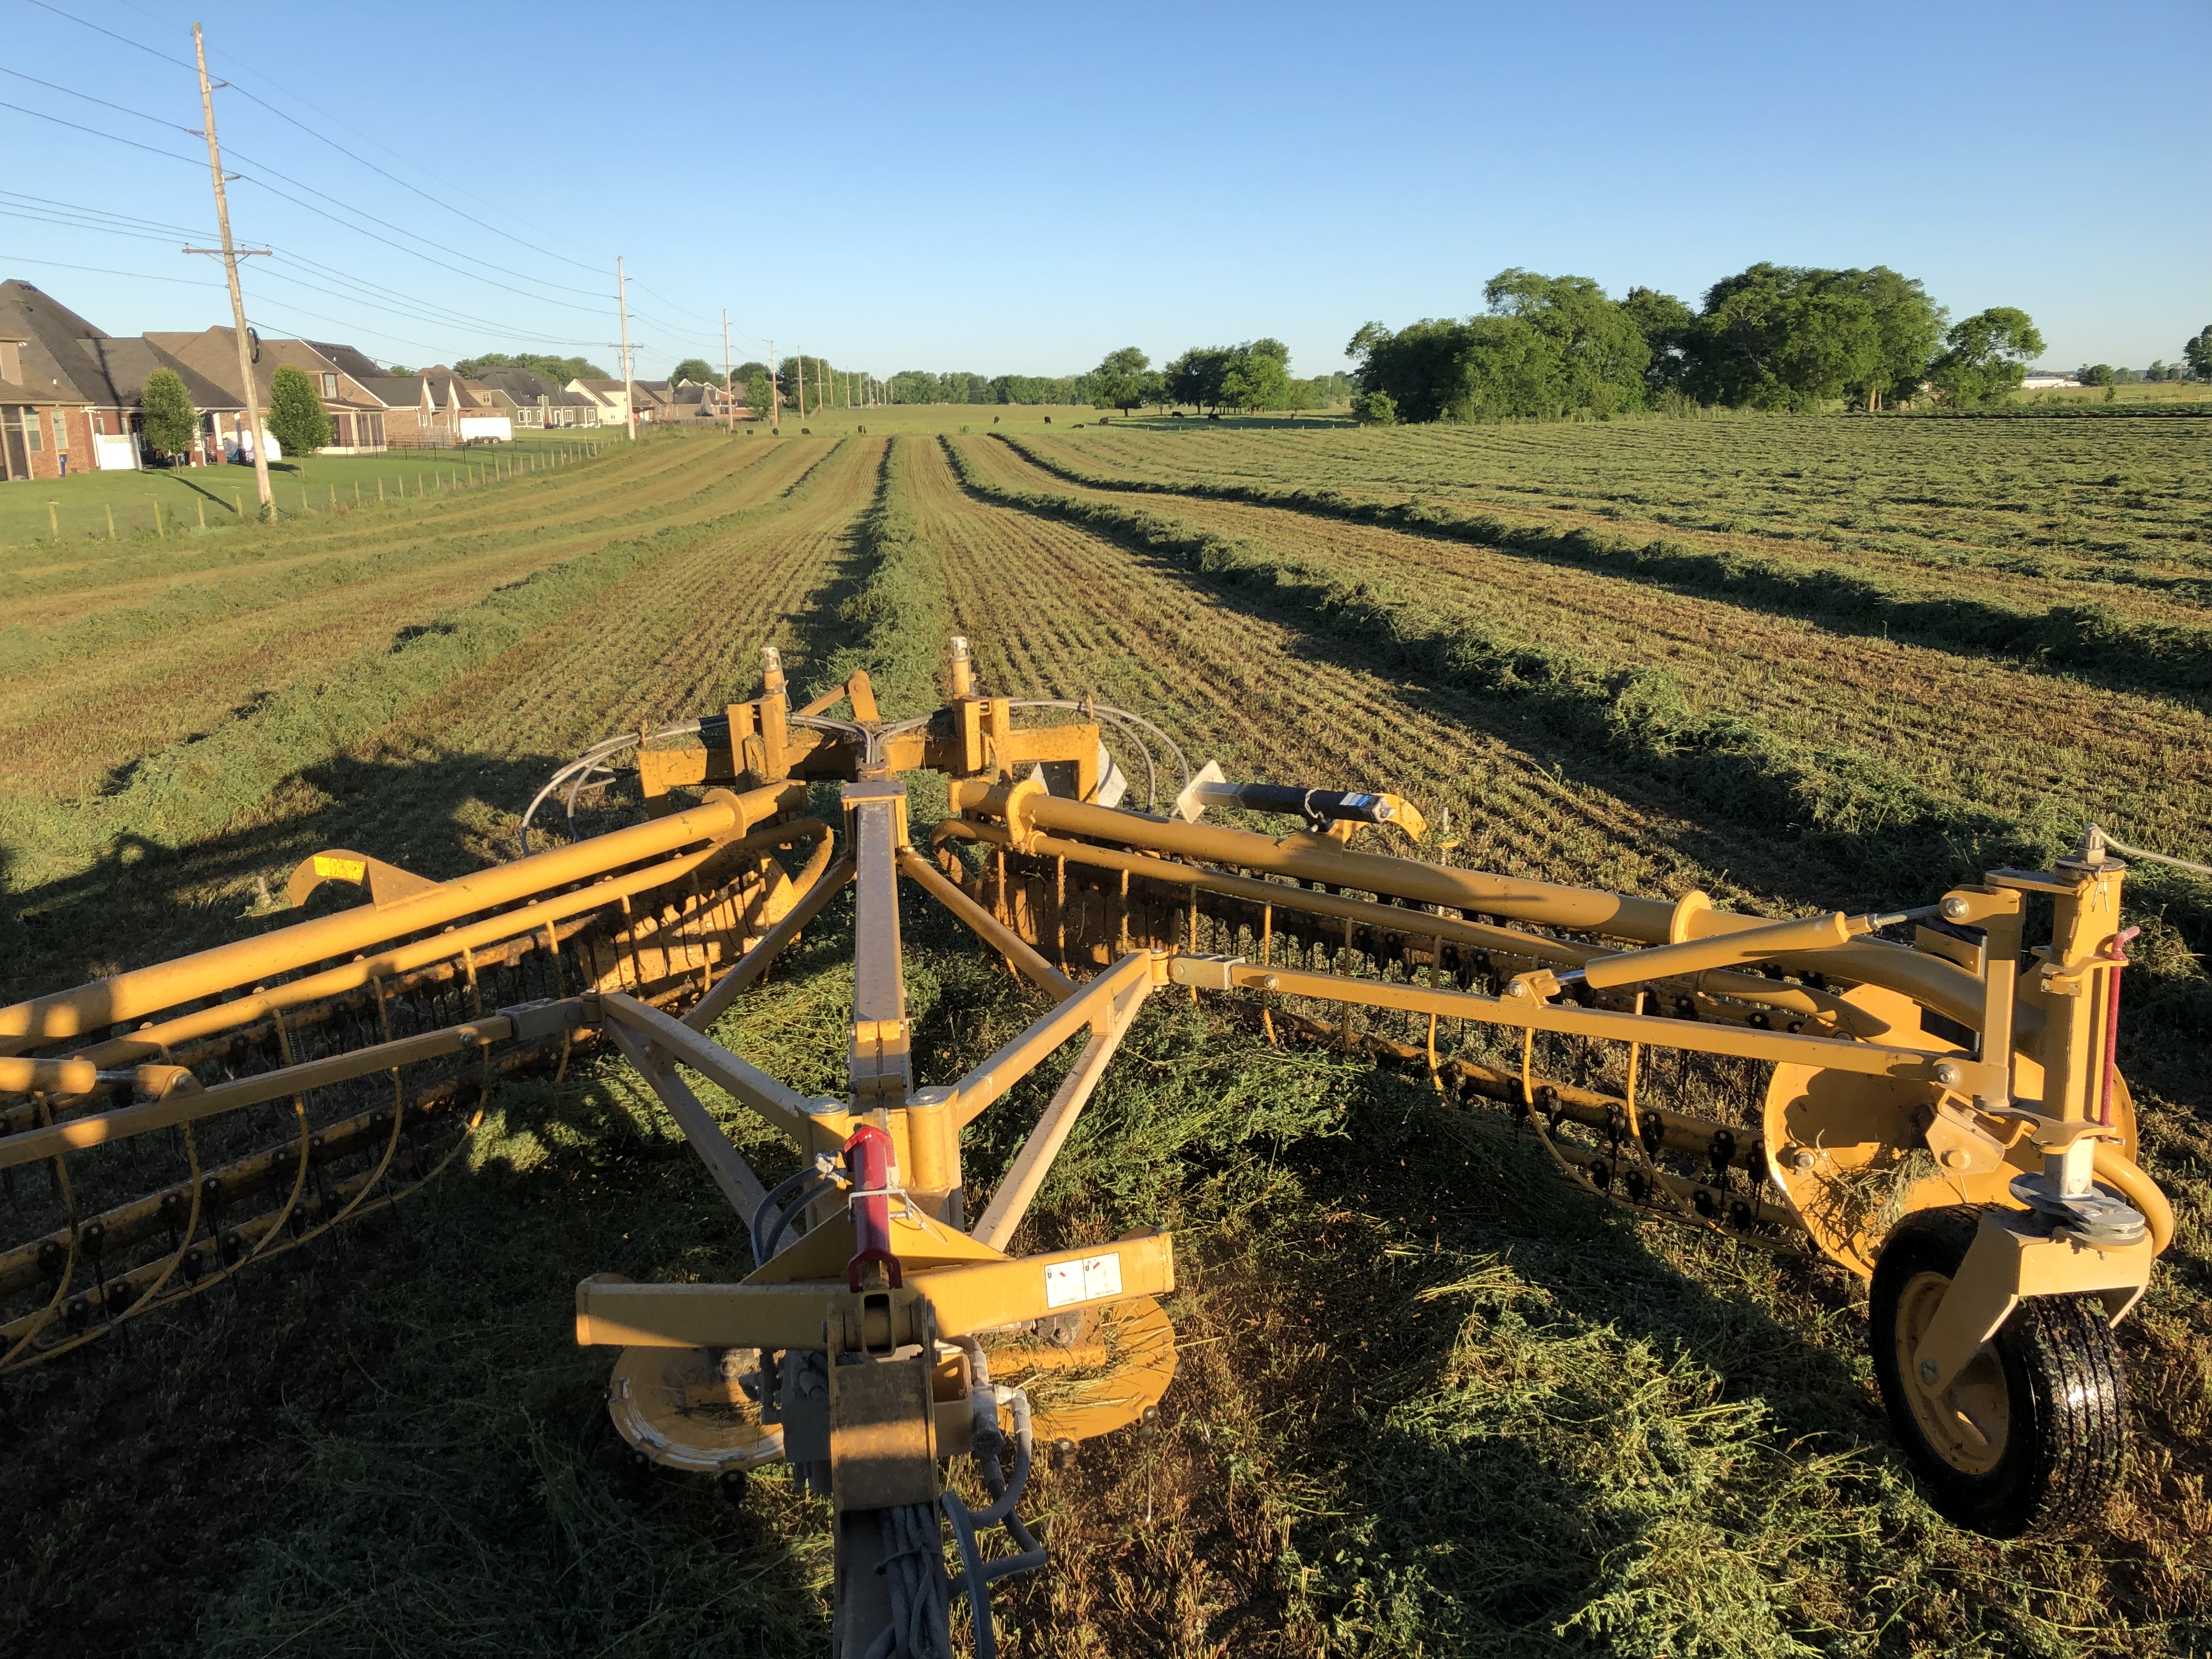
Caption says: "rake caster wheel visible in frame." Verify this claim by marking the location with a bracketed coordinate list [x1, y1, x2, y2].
[1869, 1206, 2129, 1538]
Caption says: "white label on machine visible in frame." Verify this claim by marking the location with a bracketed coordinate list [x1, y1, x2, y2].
[1044, 1251, 1122, 1308]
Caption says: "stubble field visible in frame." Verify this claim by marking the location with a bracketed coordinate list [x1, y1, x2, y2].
[3, 411, 2208, 1657]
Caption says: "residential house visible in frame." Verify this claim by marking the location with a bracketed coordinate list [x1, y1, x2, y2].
[567, 377, 634, 427]
[630, 380, 676, 422]
[146, 327, 390, 454]
[356, 369, 509, 447]
[668, 378, 746, 423]
[0, 279, 242, 475]
[0, 334, 93, 482]
[471, 367, 601, 430]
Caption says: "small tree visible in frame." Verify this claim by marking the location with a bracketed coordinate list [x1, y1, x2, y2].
[1352, 388, 1398, 425]
[745, 369, 774, 422]
[1927, 308, 2045, 407]
[139, 368, 198, 465]
[266, 364, 332, 464]
[2079, 363, 2117, 387]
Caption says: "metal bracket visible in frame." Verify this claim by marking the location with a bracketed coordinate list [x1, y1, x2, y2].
[1166, 953, 1245, 993]
[1914, 1209, 2154, 1392]
[827, 1291, 940, 1511]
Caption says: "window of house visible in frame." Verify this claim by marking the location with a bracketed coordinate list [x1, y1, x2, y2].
[51, 411, 67, 448]
[26, 411, 41, 452]
[322, 373, 338, 397]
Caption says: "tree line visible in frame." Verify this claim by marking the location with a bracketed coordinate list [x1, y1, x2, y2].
[1347, 267, 2212, 425]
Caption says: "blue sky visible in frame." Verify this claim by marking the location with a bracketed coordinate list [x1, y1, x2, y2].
[4, 1, 2205, 381]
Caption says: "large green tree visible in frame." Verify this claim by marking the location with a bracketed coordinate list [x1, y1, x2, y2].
[266, 363, 332, 462]
[1621, 287, 1697, 394]
[1090, 346, 1152, 414]
[2184, 325, 2212, 381]
[669, 358, 723, 387]
[744, 369, 774, 422]
[1484, 269, 1650, 415]
[1927, 308, 2046, 407]
[1348, 273, 1652, 425]
[454, 351, 611, 385]
[138, 368, 198, 464]
[1218, 351, 1293, 412]
[1686, 263, 1944, 410]
[1164, 340, 1290, 412]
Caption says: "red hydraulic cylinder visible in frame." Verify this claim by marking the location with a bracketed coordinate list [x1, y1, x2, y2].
[844, 1124, 902, 1291]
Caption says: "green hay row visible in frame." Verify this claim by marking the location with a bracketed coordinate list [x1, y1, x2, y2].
[995, 436, 2212, 704]
[0, 446, 849, 892]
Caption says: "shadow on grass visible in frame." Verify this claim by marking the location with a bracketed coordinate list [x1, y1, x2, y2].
[1, 748, 605, 1006]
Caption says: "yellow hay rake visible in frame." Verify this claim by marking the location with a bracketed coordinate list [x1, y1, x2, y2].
[0, 637, 2175, 1653]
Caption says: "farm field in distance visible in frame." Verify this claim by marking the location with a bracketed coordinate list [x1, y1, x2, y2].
[3, 415, 2209, 1657]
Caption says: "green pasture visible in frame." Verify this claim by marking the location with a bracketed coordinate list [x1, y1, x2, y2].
[0, 431, 607, 548]
[727, 400, 1111, 440]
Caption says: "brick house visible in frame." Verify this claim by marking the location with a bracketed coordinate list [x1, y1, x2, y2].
[356, 370, 506, 447]
[0, 335, 93, 482]
[145, 329, 391, 455]
[0, 280, 241, 477]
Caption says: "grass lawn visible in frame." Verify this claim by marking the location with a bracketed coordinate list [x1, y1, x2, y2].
[0, 431, 608, 548]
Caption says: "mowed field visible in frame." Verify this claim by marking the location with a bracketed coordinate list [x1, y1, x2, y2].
[3, 415, 2210, 1658]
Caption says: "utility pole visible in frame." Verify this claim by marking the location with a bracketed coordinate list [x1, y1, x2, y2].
[189, 23, 271, 520]
[795, 348, 806, 420]
[769, 338, 780, 427]
[617, 256, 636, 441]
[721, 309, 733, 433]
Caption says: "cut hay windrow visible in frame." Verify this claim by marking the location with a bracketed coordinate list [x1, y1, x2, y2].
[944, 437, 2055, 895]
[803, 436, 954, 719]
[0, 442, 855, 892]
[997, 435, 2212, 704]
[1050, 416, 2212, 612]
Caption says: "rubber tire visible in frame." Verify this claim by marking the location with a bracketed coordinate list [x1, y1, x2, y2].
[1869, 1205, 2129, 1538]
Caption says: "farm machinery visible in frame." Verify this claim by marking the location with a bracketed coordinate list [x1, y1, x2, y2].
[0, 636, 2177, 1652]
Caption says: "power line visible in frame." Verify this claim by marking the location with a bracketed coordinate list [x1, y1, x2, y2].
[9, 22, 623, 319]
[13, 7, 716, 373]
[221, 145, 615, 313]
[0, 54, 622, 317]
[0, 189, 208, 238]
[1, 192, 591, 347]
[72, 0, 613, 286]
[0, 63, 197, 134]
[0, 96, 202, 163]
[2, 254, 221, 287]
[210, 68, 612, 286]
[22, 0, 198, 71]
[628, 277, 725, 329]
[0, 204, 201, 243]
[255, 263, 605, 347]
[228, 170, 613, 315]
[246, 308, 471, 360]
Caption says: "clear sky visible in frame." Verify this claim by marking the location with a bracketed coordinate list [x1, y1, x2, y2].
[4, 0, 2205, 382]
